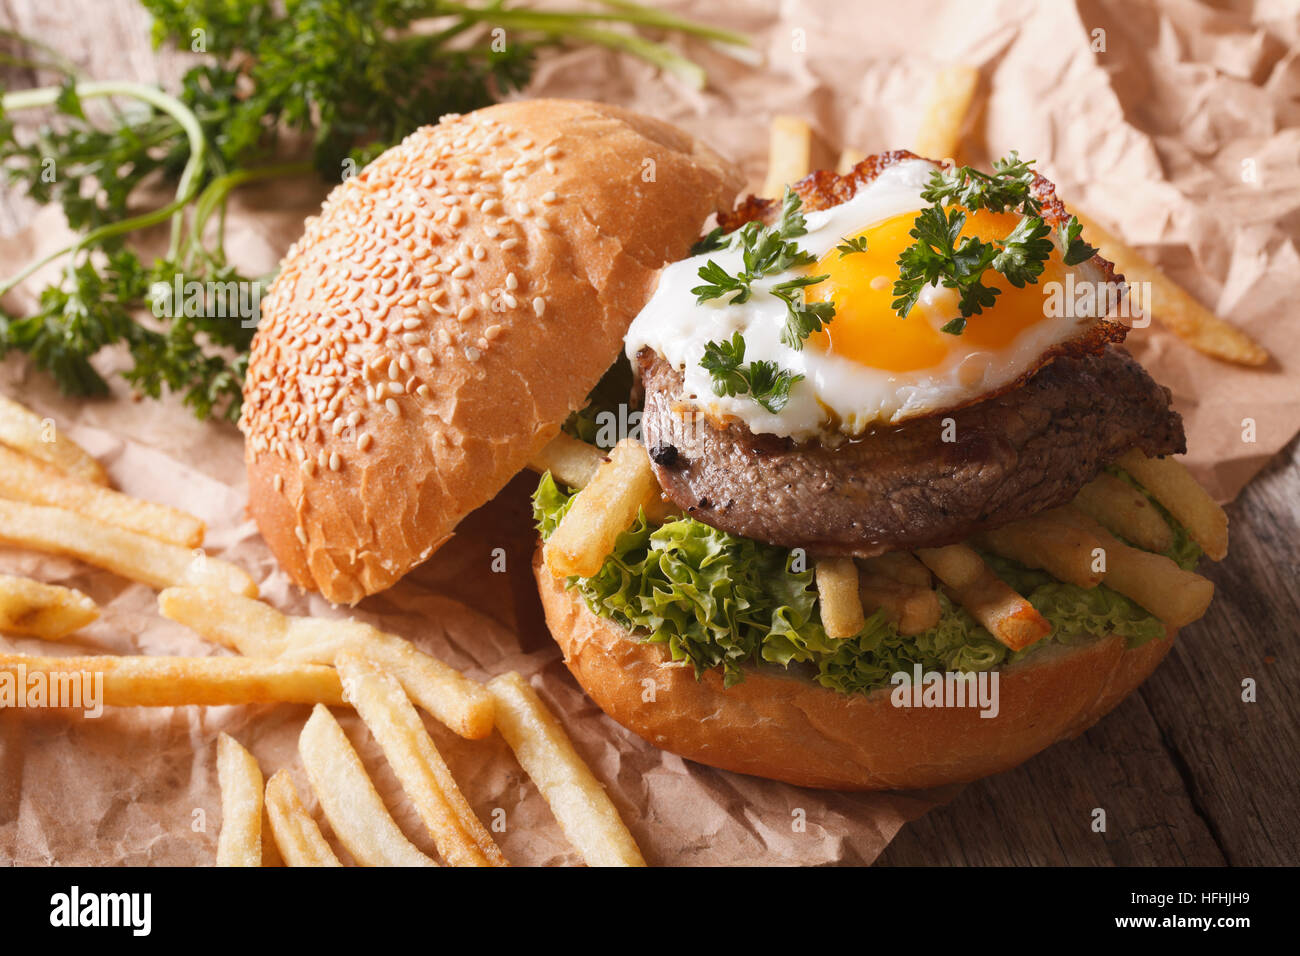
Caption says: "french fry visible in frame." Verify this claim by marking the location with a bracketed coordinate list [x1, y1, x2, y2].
[859, 551, 932, 588]
[488, 672, 645, 867]
[815, 558, 864, 639]
[1116, 449, 1228, 561]
[529, 434, 678, 525]
[976, 508, 1105, 589]
[0, 499, 255, 597]
[0, 574, 99, 639]
[0, 653, 344, 707]
[216, 733, 264, 867]
[836, 146, 866, 175]
[298, 704, 437, 867]
[1071, 210, 1268, 366]
[916, 544, 1051, 651]
[264, 770, 342, 867]
[529, 433, 606, 490]
[1058, 508, 1214, 627]
[761, 115, 812, 198]
[336, 651, 506, 867]
[0, 395, 108, 486]
[857, 571, 942, 636]
[913, 64, 979, 161]
[1072, 472, 1174, 554]
[543, 438, 660, 579]
[0, 444, 204, 548]
[157, 587, 493, 739]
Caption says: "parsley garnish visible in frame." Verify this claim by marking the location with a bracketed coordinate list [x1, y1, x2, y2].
[689, 188, 834, 350]
[0, 3, 748, 421]
[772, 275, 834, 350]
[700, 332, 803, 414]
[690, 188, 816, 305]
[892, 152, 1098, 333]
[1059, 215, 1099, 266]
[836, 235, 869, 257]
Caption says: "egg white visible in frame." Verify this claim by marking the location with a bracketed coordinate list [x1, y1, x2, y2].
[625, 158, 1109, 441]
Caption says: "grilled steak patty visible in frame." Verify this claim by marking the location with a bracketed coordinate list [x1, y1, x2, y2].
[638, 346, 1186, 556]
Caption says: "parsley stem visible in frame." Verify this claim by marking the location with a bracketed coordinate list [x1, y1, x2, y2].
[183, 162, 314, 269]
[0, 80, 207, 297]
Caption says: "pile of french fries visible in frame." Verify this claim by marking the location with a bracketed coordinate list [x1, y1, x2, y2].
[535, 86, 1237, 650]
[0, 394, 645, 867]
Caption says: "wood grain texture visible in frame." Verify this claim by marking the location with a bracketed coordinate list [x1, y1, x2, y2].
[3, 0, 1296, 867]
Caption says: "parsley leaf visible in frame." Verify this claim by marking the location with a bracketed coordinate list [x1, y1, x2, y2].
[1059, 215, 1099, 266]
[894, 152, 1062, 331]
[700, 332, 803, 413]
[836, 235, 869, 257]
[772, 274, 834, 350]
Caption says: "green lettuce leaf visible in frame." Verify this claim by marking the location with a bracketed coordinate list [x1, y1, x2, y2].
[534, 472, 1176, 697]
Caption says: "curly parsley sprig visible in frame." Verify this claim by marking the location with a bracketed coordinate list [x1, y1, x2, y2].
[700, 332, 803, 414]
[892, 152, 1099, 334]
[690, 188, 833, 354]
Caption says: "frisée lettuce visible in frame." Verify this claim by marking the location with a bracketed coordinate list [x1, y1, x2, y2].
[534, 473, 1175, 697]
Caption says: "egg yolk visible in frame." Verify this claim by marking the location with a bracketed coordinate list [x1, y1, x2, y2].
[805, 208, 1069, 372]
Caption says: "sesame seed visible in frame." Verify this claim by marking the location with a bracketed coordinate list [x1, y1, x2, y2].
[533, 297, 546, 317]
[465, 346, 482, 361]
[451, 264, 473, 279]
[386, 398, 400, 415]
[501, 238, 520, 251]
[542, 191, 558, 204]
[358, 433, 373, 452]
[485, 324, 502, 340]
[329, 452, 341, 472]
[505, 272, 518, 291]
[416, 384, 431, 398]
[403, 332, 420, 346]
[458, 304, 476, 321]
[418, 347, 434, 364]
[273, 474, 284, 493]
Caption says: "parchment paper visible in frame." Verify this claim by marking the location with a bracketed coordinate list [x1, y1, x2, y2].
[1, 0, 1297, 866]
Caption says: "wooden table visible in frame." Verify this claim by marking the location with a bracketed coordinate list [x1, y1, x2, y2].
[3, 0, 1296, 868]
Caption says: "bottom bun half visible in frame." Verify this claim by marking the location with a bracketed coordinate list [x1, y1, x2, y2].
[533, 548, 1176, 790]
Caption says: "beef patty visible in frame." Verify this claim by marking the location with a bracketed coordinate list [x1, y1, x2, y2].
[638, 346, 1186, 556]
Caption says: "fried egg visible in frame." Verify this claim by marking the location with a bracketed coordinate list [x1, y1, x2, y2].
[624, 158, 1116, 441]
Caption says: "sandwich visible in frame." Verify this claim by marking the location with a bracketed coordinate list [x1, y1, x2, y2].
[241, 100, 1227, 791]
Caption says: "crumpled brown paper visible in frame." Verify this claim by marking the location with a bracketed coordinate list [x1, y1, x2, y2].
[1, 0, 1297, 865]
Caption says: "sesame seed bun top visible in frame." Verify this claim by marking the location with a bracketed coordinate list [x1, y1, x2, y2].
[239, 99, 742, 604]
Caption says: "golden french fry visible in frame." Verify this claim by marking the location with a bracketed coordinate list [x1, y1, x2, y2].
[0, 574, 99, 639]
[761, 115, 812, 198]
[543, 438, 660, 579]
[488, 672, 645, 867]
[913, 64, 979, 161]
[298, 705, 437, 867]
[529, 434, 678, 525]
[1059, 508, 1214, 627]
[0, 395, 108, 486]
[815, 558, 864, 639]
[1072, 472, 1173, 554]
[916, 544, 1051, 651]
[0, 652, 344, 707]
[858, 572, 942, 636]
[261, 802, 284, 868]
[859, 551, 932, 588]
[913, 543, 985, 590]
[529, 433, 607, 490]
[976, 508, 1105, 589]
[836, 146, 866, 176]
[0, 444, 203, 548]
[1116, 449, 1228, 561]
[158, 587, 493, 740]
[1071, 211, 1268, 366]
[264, 770, 342, 867]
[0, 499, 255, 597]
[216, 733, 264, 867]
[336, 651, 506, 867]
